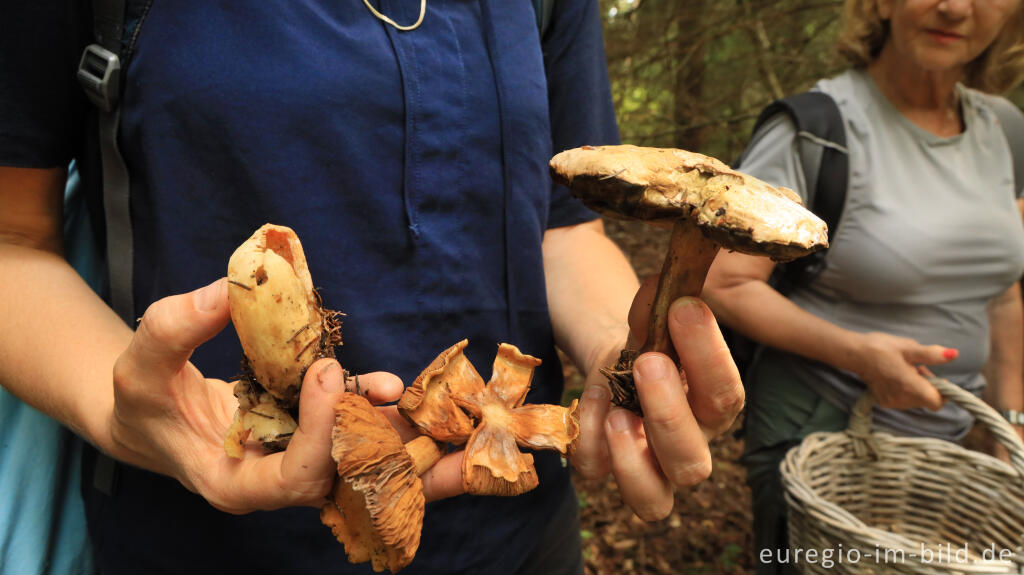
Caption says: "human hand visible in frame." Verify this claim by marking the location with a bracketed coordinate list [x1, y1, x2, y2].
[107, 278, 464, 514]
[849, 331, 955, 411]
[572, 277, 743, 521]
[985, 422, 1024, 464]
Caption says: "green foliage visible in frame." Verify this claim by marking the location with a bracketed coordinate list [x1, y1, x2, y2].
[577, 490, 589, 509]
[718, 543, 745, 569]
[600, 0, 846, 160]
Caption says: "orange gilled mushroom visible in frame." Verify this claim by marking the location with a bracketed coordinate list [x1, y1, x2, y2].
[399, 340, 580, 497]
[321, 393, 442, 574]
[395, 340, 478, 444]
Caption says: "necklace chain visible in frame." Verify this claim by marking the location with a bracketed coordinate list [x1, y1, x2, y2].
[362, 0, 426, 31]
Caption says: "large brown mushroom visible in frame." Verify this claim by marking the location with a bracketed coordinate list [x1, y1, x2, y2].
[321, 393, 442, 574]
[398, 340, 580, 496]
[550, 145, 828, 415]
[223, 224, 343, 457]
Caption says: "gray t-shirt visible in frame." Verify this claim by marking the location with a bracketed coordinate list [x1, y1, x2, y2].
[740, 68, 1024, 440]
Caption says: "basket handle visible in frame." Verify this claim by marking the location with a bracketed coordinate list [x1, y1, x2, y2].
[848, 376, 1024, 478]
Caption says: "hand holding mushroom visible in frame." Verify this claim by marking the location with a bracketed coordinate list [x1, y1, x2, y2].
[101, 223, 423, 516]
[550, 145, 827, 519]
[103, 275, 398, 514]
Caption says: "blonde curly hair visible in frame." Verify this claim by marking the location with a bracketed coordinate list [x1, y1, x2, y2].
[837, 0, 1024, 94]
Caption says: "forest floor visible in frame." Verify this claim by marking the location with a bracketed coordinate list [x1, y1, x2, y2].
[565, 219, 756, 575]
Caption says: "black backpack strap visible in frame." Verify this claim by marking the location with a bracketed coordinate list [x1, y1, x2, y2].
[77, 0, 154, 497]
[724, 91, 849, 390]
[983, 95, 1024, 196]
[744, 92, 848, 292]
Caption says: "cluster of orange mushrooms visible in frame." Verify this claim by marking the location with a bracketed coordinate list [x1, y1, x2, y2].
[220, 145, 827, 572]
[221, 224, 580, 573]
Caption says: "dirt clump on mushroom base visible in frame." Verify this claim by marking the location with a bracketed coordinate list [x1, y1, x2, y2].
[223, 224, 343, 457]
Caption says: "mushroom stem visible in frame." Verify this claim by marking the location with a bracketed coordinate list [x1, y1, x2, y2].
[406, 436, 442, 475]
[640, 219, 721, 360]
[602, 219, 720, 416]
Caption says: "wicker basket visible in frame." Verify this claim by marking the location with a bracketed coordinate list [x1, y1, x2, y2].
[780, 377, 1024, 574]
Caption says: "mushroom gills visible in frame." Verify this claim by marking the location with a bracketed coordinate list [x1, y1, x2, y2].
[322, 393, 442, 573]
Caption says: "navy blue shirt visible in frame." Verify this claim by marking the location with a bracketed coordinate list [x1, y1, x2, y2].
[1, 1, 619, 573]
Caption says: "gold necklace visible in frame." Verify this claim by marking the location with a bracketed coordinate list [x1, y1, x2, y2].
[363, 0, 426, 31]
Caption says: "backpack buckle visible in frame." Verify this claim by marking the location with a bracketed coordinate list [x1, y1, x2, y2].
[77, 44, 121, 113]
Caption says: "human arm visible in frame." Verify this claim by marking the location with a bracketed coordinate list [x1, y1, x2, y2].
[0, 166, 469, 510]
[982, 282, 1024, 444]
[703, 248, 954, 410]
[544, 219, 744, 520]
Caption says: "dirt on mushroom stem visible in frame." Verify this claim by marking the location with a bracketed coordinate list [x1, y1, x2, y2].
[603, 219, 720, 417]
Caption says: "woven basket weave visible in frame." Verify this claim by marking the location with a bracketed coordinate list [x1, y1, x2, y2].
[780, 377, 1024, 574]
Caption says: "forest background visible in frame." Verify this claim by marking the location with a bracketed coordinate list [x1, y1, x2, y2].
[568, 1, 1024, 573]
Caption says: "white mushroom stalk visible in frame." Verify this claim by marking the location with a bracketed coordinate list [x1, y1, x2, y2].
[223, 224, 342, 458]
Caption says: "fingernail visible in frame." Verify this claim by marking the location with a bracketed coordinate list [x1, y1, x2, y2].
[581, 384, 610, 403]
[607, 409, 632, 433]
[318, 361, 344, 392]
[942, 348, 958, 360]
[670, 297, 704, 325]
[195, 278, 225, 312]
[634, 354, 669, 382]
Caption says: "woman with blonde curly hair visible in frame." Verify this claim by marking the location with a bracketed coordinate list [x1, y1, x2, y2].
[704, 1, 1024, 573]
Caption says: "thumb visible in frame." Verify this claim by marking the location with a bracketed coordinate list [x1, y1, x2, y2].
[914, 366, 947, 411]
[276, 362, 407, 504]
[122, 278, 230, 383]
[903, 344, 957, 365]
[278, 358, 348, 489]
[915, 375, 945, 411]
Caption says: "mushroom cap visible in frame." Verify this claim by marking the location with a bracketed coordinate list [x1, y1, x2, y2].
[321, 394, 425, 573]
[549, 145, 829, 262]
[397, 339, 479, 444]
[227, 223, 326, 404]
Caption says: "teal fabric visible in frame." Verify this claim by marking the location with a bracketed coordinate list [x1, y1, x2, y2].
[742, 352, 848, 575]
[0, 163, 97, 575]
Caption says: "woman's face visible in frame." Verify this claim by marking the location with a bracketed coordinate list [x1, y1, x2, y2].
[877, 0, 1021, 73]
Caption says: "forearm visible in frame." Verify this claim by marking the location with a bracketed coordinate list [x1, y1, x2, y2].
[704, 266, 864, 372]
[983, 283, 1023, 411]
[0, 242, 132, 450]
[543, 219, 638, 375]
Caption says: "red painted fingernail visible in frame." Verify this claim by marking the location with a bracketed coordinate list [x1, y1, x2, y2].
[942, 349, 958, 360]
